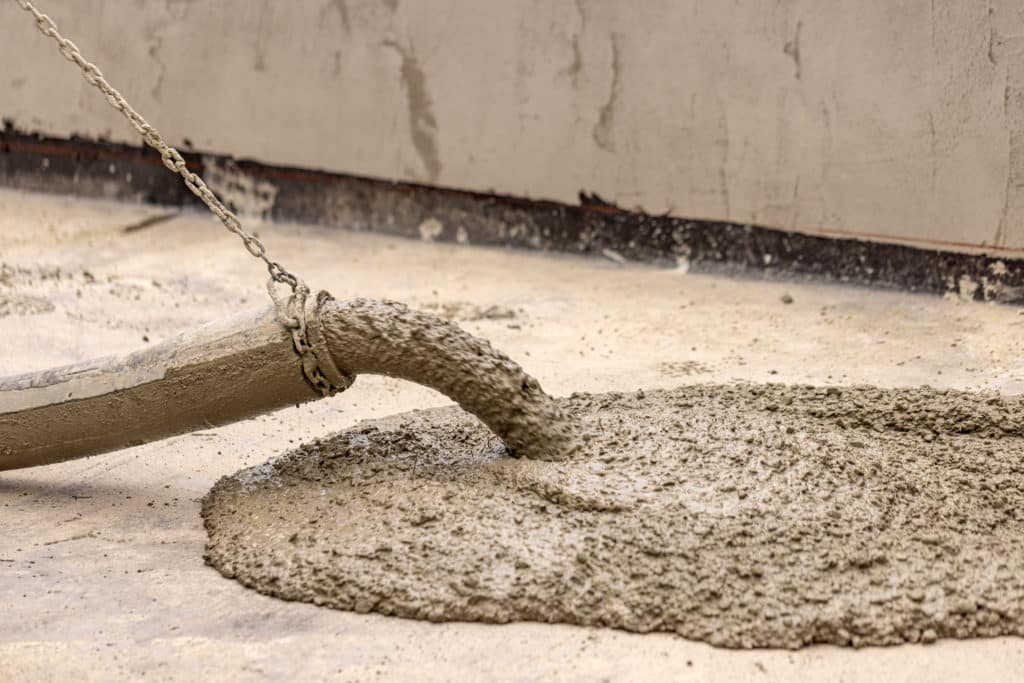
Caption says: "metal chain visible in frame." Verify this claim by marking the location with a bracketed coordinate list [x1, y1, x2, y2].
[13, 0, 348, 396]
[14, 0, 306, 308]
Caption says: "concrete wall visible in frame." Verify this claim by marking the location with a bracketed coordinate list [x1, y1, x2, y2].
[2, 0, 1024, 251]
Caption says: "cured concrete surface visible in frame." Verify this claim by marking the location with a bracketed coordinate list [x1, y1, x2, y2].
[3, 0, 1024, 250]
[2, 187, 1024, 680]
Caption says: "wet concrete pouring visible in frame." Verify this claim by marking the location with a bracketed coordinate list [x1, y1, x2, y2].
[203, 383, 1024, 649]
[7, 189, 1024, 678]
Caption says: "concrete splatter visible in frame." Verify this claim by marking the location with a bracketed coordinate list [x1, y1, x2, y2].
[592, 33, 623, 153]
[329, 0, 351, 33]
[783, 20, 802, 80]
[383, 40, 442, 182]
[202, 157, 279, 221]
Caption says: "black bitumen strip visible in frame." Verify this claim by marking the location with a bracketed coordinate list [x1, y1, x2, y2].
[3, 127, 1023, 304]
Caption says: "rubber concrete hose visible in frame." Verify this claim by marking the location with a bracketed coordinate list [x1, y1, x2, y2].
[0, 293, 577, 470]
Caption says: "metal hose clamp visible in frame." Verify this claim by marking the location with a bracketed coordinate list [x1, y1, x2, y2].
[299, 290, 355, 396]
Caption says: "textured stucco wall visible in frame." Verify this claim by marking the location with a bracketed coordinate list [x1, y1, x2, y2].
[2, 0, 1024, 250]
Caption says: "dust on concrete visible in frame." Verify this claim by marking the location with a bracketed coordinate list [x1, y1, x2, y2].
[0, 293, 53, 317]
[203, 383, 1024, 649]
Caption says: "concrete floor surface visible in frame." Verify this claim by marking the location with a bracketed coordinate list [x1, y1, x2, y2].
[2, 188, 1024, 681]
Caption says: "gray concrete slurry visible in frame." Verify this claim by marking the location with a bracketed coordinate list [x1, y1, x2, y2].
[204, 385, 1024, 649]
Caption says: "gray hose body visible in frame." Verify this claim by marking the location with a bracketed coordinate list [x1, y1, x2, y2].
[0, 295, 576, 471]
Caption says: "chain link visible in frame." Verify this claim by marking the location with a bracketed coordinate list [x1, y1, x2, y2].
[14, 0, 306, 299]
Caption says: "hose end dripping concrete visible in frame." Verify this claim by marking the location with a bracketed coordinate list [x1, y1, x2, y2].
[0, 291, 578, 470]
